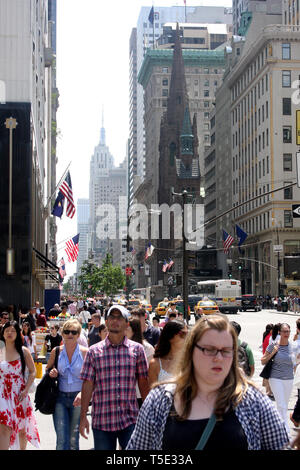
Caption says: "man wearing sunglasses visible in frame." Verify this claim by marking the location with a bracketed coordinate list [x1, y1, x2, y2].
[79, 305, 150, 450]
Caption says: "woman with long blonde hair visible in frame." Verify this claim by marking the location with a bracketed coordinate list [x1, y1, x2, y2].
[127, 314, 289, 450]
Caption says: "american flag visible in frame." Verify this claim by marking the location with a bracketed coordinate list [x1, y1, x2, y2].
[58, 257, 66, 279]
[222, 229, 234, 254]
[145, 242, 155, 260]
[129, 246, 136, 256]
[59, 171, 75, 218]
[162, 260, 169, 272]
[167, 259, 174, 270]
[65, 234, 80, 262]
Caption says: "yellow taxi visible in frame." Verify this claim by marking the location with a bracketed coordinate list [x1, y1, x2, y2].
[140, 301, 152, 314]
[155, 301, 169, 316]
[194, 299, 219, 316]
[128, 299, 142, 309]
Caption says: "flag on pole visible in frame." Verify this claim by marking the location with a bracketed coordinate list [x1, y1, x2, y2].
[236, 225, 248, 254]
[65, 234, 80, 262]
[129, 246, 136, 256]
[59, 257, 66, 280]
[148, 6, 154, 24]
[222, 229, 234, 254]
[167, 259, 174, 270]
[162, 260, 169, 272]
[58, 171, 75, 218]
[145, 242, 155, 260]
[51, 191, 65, 218]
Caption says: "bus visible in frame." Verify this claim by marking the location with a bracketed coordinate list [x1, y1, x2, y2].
[197, 279, 242, 314]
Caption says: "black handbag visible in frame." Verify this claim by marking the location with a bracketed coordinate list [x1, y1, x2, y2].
[259, 352, 277, 379]
[34, 346, 60, 415]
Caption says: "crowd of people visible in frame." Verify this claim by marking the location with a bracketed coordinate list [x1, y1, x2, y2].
[0, 296, 300, 451]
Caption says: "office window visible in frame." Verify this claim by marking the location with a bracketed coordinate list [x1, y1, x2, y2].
[282, 43, 291, 60]
[162, 89, 168, 97]
[284, 182, 293, 199]
[162, 67, 168, 73]
[283, 126, 292, 143]
[204, 90, 209, 97]
[162, 78, 168, 86]
[283, 153, 293, 171]
[283, 97, 291, 115]
[284, 210, 293, 227]
[282, 70, 291, 87]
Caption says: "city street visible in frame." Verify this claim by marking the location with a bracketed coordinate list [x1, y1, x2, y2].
[26, 308, 300, 450]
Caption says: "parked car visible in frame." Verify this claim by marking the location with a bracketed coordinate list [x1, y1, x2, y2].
[240, 294, 262, 312]
[155, 301, 169, 316]
[194, 300, 219, 317]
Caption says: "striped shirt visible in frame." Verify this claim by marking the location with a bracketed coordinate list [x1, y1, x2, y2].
[80, 335, 148, 431]
[266, 343, 294, 380]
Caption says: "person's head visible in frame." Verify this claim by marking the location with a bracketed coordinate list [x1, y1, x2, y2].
[91, 313, 101, 327]
[50, 324, 60, 336]
[296, 318, 300, 332]
[279, 322, 290, 340]
[265, 323, 273, 333]
[30, 306, 36, 315]
[230, 321, 241, 337]
[54, 304, 60, 310]
[61, 305, 67, 313]
[154, 320, 188, 359]
[61, 319, 81, 344]
[105, 305, 130, 335]
[272, 323, 281, 340]
[35, 300, 40, 308]
[98, 324, 108, 341]
[168, 312, 178, 321]
[152, 316, 160, 328]
[169, 302, 176, 311]
[40, 307, 45, 315]
[0, 311, 9, 325]
[173, 314, 247, 420]
[0, 321, 26, 374]
[131, 307, 147, 327]
[125, 317, 143, 344]
[22, 321, 32, 337]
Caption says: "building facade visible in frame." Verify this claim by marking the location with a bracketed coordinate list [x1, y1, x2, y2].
[0, 0, 58, 308]
[76, 199, 89, 275]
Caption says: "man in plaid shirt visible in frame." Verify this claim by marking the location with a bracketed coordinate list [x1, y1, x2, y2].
[79, 305, 150, 450]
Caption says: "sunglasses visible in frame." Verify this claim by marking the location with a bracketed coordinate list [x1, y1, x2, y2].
[63, 330, 78, 336]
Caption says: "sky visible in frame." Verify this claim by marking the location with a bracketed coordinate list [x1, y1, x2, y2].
[55, 0, 232, 277]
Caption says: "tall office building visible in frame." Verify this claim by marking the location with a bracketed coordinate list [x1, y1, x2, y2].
[128, 5, 233, 208]
[89, 119, 127, 268]
[0, 0, 58, 308]
[76, 199, 89, 275]
[283, 0, 300, 25]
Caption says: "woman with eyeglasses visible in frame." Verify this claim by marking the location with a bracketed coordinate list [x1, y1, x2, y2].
[261, 322, 295, 433]
[46, 319, 88, 450]
[148, 320, 188, 387]
[127, 314, 289, 450]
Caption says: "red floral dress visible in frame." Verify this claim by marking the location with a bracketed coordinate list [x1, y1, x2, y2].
[0, 359, 40, 449]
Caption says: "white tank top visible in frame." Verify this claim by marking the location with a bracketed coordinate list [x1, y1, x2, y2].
[158, 358, 173, 382]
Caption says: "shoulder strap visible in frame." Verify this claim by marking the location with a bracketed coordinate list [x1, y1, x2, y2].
[195, 413, 217, 450]
[54, 346, 60, 369]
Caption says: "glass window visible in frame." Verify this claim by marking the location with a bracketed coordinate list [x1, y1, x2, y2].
[283, 126, 292, 143]
[282, 97, 291, 115]
[282, 43, 291, 60]
[283, 153, 293, 171]
[282, 70, 291, 87]
[204, 90, 209, 97]
[284, 182, 293, 199]
[284, 210, 293, 227]
[162, 78, 168, 86]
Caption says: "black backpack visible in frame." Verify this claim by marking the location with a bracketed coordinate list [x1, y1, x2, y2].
[238, 341, 251, 376]
[34, 347, 60, 414]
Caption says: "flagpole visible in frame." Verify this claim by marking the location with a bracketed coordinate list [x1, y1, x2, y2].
[44, 161, 72, 213]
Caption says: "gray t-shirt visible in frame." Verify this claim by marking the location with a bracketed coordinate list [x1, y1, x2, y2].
[266, 343, 294, 380]
[88, 325, 100, 346]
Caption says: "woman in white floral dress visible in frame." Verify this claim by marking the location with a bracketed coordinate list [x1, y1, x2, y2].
[0, 321, 40, 450]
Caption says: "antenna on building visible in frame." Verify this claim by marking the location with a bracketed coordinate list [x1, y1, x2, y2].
[100, 105, 106, 145]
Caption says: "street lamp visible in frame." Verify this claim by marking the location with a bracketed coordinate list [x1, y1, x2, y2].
[5, 117, 17, 275]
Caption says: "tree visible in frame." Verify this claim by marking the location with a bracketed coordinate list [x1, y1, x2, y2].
[96, 254, 126, 297]
[78, 260, 100, 296]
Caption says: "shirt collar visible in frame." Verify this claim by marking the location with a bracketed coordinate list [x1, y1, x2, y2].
[104, 335, 129, 349]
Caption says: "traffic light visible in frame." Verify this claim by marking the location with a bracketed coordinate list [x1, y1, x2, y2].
[228, 266, 232, 278]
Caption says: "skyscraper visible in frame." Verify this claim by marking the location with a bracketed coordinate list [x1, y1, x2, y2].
[76, 199, 90, 275]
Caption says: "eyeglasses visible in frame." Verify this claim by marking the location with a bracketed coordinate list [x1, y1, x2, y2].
[195, 344, 234, 358]
[63, 330, 78, 336]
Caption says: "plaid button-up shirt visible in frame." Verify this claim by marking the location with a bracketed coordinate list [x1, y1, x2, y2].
[80, 335, 149, 431]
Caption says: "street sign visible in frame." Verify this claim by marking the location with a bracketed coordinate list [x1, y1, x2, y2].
[273, 245, 283, 252]
[292, 204, 300, 218]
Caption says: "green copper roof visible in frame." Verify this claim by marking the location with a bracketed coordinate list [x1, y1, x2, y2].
[138, 48, 226, 88]
[238, 12, 252, 36]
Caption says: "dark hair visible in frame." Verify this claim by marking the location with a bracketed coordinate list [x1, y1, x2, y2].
[1, 321, 26, 376]
[99, 324, 106, 332]
[154, 320, 185, 358]
[169, 313, 177, 319]
[22, 321, 33, 345]
[152, 316, 160, 323]
[128, 317, 143, 345]
[272, 323, 281, 340]
[131, 307, 147, 318]
[296, 318, 300, 330]
[263, 323, 273, 342]
[230, 321, 241, 336]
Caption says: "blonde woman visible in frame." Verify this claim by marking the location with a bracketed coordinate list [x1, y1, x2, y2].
[127, 314, 289, 450]
[46, 319, 88, 450]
